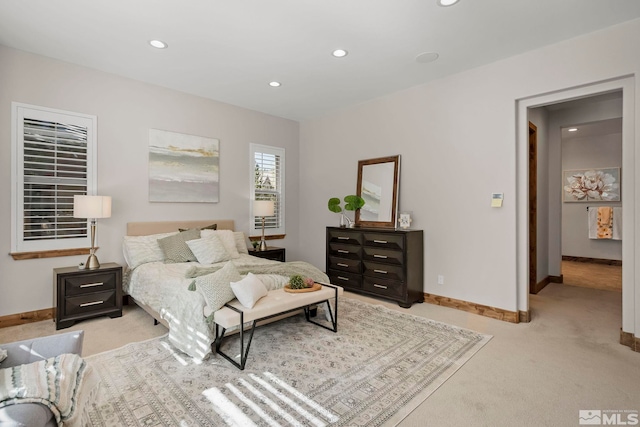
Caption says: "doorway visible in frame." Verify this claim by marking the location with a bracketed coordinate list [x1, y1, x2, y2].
[516, 77, 635, 337]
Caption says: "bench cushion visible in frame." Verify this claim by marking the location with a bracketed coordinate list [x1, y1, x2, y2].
[214, 285, 343, 329]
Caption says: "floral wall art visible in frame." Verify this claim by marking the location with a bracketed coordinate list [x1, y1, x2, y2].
[149, 129, 220, 203]
[562, 167, 620, 202]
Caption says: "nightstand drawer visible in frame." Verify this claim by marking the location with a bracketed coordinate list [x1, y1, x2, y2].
[65, 290, 117, 316]
[63, 272, 117, 296]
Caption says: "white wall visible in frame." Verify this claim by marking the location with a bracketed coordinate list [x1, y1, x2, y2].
[561, 131, 622, 260]
[299, 17, 640, 316]
[0, 46, 300, 317]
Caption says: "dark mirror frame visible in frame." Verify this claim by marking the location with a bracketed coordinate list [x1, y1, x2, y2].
[355, 155, 401, 229]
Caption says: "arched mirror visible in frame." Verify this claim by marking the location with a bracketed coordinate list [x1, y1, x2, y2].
[355, 155, 400, 228]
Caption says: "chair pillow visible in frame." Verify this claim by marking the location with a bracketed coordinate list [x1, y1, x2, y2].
[193, 261, 242, 314]
[186, 234, 231, 265]
[230, 273, 268, 308]
[157, 228, 201, 263]
[201, 230, 240, 258]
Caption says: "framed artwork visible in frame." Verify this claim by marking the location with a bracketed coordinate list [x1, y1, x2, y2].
[149, 129, 220, 203]
[398, 212, 412, 229]
[562, 167, 620, 202]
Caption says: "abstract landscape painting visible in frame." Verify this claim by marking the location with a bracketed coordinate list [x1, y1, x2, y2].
[149, 129, 219, 202]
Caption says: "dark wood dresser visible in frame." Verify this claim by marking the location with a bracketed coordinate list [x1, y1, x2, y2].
[53, 262, 123, 329]
[326, 227, 424, 308]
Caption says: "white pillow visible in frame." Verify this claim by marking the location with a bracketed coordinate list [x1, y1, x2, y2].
[122, 231, 178, 269]
[201, 229, 240, 259]
[230, 273, 268, 308]
[186, 234, 231, 265]
[233, 232, 250, 255]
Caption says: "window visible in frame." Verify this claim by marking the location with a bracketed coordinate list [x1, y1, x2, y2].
[11, 103, 97, 254]
[250, 143, 285, 236]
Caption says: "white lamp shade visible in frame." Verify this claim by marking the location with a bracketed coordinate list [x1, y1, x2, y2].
[74, 195, 112, 219]
[253, 200, 275, 217]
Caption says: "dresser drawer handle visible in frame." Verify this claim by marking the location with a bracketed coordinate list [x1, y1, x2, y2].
[337, 276, 350, 281]
[79, 300, 104, 307]
[337, 236, 350, 240]
[373, 254, 388, 259]
[373, 239, 388, 244]
[80, 282, 104, 288]
[373, 284, 388, 289]
[337, 263, 349, 268]
[374, 269, 388, 274]
[337, 250, 350, 254]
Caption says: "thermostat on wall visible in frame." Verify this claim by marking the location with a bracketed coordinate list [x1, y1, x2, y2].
[491, 193, 504, 208]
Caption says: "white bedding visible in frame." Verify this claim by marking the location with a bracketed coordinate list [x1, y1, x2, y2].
[124, 254, 325, 360]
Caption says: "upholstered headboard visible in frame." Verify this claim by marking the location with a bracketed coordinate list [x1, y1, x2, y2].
[126, 220, 235, 236]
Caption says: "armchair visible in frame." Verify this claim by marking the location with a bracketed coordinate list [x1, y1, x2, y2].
[0, 330, 84, 427]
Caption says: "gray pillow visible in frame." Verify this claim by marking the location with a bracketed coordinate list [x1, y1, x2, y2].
[157, 228, 201, 263]
[179, 224, 217, 232]
[194, 261, 242, 315]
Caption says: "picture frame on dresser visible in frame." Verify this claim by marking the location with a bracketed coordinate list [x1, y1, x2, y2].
[326, 226, 423, 308]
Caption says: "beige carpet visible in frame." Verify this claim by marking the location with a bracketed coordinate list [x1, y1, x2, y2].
[1, 285, 638, 426]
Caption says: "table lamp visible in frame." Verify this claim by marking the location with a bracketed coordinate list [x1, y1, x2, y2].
[253, 200, 274, 251]
[74, 195, 112, 269]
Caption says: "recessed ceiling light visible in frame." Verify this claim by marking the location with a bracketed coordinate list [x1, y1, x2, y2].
[149, 40, 168, 49]
[415, 52, 439, 63]
[269, 81, 281, 87]
[568, 128, 578, 132]
[332, 49, 348, 58]
[437, 0, 459, 6]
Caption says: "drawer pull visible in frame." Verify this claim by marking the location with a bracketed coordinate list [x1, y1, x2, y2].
[79, 300, 104, 307]
[337, 236, 350, 240]
[337, 263, 349, 268]
[337, 250, 350, 254]
[80, 282, 103, 288]
[374, 269, 388, 274]
[373, 284, 388, 289]
[337, 276, 349, 281]
[373, 254, 388, 259]
[373, 239, 388, 244]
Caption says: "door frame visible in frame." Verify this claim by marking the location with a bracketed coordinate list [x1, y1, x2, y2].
[516, 76, 635, 335]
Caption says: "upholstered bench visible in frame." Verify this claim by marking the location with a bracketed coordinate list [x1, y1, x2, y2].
[213, 283, 342, 369]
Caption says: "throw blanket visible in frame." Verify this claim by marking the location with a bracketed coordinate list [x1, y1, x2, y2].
[0, 353, 100, 427]
[185, 260, 330, 283]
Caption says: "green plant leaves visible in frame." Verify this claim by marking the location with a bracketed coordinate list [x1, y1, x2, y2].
[328, 197, 343, 213]
[344, 195, 365, 211]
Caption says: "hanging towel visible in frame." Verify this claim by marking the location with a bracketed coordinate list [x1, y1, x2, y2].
[612, 207, 622, 240]
[588, 207, 598, 239]
[597, 206, 613, 239]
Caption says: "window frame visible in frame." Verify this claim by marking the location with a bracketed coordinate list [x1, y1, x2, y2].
[249, 143, 285, 237]
[11, 102, 97, 254]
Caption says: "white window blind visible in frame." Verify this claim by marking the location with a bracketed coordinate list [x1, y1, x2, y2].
[12, 103, 97, 253]
[250, 143, 285, 235]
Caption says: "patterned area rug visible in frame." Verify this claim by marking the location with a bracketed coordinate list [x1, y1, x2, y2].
[86, 298, 491, 426]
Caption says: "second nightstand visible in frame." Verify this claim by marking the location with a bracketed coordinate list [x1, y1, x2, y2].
[53, 262, 123, 330]
[248, 246, 286, 262]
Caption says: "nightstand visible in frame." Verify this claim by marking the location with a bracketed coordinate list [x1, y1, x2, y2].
[248, 246, 286, 262]
[53, 262, 123, 329]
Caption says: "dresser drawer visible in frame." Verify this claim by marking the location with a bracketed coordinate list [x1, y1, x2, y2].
[363, 277, 405, 299]
[65, 290, 117, 316]
[328, 230, 362, 246]
[329, 243, 362, 260]
[63, 272, 117, 296]
[328, 270, 363, 290]
[363, 261, 404, 281]
[362, 247, 403, 265]
[363, 233, 404, 250]
[329, 256, 361, 273]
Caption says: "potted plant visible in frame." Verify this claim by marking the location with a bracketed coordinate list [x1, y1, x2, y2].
[328, 195, 365, 228]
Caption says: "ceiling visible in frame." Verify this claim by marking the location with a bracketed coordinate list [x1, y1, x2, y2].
[2, 1, 640, 121]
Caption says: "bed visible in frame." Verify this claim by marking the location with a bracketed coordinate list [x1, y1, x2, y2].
[122, 220, 331, 361]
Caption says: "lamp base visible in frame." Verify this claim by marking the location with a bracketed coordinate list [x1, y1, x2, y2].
[259, 240, 268, 251]
[86, 253, 101, 270]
